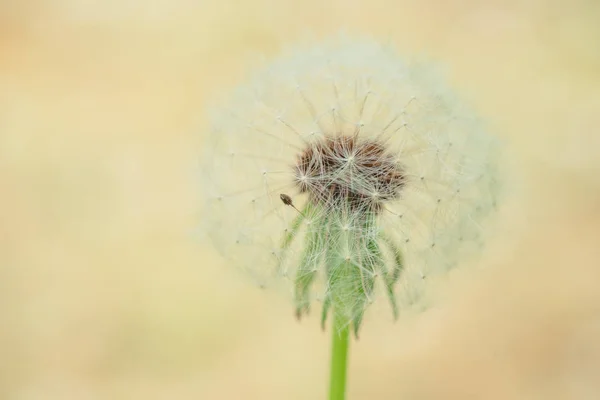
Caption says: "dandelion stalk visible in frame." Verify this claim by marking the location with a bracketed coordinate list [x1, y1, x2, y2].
[202, 34, 501, 399]
[329, 310, 350, 400]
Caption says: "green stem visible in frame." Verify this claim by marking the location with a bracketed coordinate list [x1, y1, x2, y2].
[328, 310, 350, 400]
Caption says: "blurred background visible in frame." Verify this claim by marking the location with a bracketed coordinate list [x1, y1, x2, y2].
[1, 0, 600, 399]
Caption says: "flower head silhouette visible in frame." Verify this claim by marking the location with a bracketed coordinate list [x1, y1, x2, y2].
[202, 35, 500, 336]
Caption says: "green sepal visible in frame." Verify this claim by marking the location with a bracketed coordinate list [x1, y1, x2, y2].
[321, 294, 331, 330]
[351, 262, 376, 339]
[277, 203, 311, 275]
[294, 208, 326, 319]
[350, 217, 379, 338]
[379, 233, 405, 320]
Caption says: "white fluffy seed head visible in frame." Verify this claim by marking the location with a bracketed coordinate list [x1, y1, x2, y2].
[202, 35, 501, 320]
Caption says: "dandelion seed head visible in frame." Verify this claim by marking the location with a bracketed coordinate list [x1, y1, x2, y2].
[293, 135, 406, 213]
[202, 35, 501, 328]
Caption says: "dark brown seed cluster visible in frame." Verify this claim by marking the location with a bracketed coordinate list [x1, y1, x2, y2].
[294, 135, 405, 212]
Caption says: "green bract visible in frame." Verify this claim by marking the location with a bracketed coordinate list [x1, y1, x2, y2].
[277, 202, 404, 337]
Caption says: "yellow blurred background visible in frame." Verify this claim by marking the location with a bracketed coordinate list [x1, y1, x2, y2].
[1, 1, 600, 399]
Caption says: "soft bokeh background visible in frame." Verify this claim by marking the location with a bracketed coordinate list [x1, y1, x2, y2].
[1, 1, 600, 399]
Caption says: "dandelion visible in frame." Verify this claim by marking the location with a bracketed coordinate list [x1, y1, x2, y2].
[202, 35, 500, 399]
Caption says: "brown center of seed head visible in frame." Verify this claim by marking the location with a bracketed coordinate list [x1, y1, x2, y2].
[293, 135, 405, 212]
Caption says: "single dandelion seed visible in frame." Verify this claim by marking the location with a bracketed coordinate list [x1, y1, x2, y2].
[280, 193, 305, 216]
[201, 34, 502, 400]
